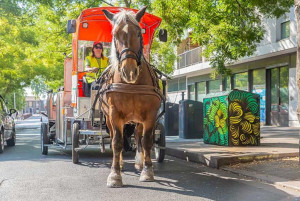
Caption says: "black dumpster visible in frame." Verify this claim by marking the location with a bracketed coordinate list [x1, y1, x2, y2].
[179, 100, 203, 139]
[164, 102, 179, 136]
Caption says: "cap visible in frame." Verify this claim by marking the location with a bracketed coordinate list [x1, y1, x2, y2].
[93, 41, 103, 48]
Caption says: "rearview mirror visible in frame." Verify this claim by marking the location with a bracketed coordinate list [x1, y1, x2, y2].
[159, 29, 167, 42]
[10, 109, 17, 115]
[67, 20, 76, 34]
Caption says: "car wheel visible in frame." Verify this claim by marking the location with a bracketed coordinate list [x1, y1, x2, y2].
[6, 136, 15, 146]
[7, 127, 16, 146]
[0, 130, 4, 153]
[154, 122, 166, 163]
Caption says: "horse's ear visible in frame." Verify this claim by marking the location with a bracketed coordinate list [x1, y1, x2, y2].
[135, 6, 147, 22]
[103, 9, 114, 23]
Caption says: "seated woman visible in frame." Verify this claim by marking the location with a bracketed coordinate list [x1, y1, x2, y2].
[83, 41, 109, 97]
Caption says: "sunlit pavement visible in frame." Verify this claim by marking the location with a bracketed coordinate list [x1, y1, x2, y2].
[0, 115, 299, 201]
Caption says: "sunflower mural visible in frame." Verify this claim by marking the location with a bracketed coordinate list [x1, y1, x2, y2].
[203, 90, 260, 146]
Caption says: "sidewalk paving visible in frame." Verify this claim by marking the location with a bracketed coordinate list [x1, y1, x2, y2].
[165, 126, 300, 191]
[222, 157, 300, 191]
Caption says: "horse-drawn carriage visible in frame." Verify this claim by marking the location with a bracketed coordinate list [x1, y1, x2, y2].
[41, 6, 168, 187]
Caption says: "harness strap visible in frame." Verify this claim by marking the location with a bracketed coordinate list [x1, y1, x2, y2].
[105, 83, 164, 101]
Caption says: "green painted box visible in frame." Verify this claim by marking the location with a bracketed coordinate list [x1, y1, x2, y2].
[203, 90, 260, 146]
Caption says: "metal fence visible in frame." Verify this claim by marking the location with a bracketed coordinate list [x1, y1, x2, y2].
[177, 47, 203, 69]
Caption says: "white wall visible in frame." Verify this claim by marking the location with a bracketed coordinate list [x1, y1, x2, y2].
[288, 68, 300, 127]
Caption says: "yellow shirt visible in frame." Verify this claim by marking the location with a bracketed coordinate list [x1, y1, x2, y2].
[85, 55, 109, 83]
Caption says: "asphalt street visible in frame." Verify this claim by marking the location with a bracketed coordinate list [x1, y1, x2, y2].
[0, 116, 299, 201]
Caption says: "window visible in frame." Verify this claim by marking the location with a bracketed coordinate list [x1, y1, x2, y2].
[252, 69, 266, 123]
[188, 84, 195, 100]
[196, 82, 206, 101]
[233, 72, 248, 91]
[281, 21, 290, 40]
[224, 76, 231, 91]
[167, 77, 187, 92]
[208, 79, 221, 94]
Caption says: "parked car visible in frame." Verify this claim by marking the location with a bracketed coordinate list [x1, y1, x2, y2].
[0, 95, 16, 153]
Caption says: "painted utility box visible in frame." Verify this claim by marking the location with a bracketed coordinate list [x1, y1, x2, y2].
[203, 90, 260, 146]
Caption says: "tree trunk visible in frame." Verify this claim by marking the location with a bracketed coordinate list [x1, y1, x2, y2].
[294, 0, 300, 164]
[124, 0, 131, 8]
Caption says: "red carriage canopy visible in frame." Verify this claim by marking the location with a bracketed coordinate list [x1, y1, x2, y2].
[77, 7, 162, 46]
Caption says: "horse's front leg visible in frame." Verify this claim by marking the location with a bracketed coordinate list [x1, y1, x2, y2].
[107, 118, 124, 188]
[139, 121, 155, 182]
[134, 123, 144, 171]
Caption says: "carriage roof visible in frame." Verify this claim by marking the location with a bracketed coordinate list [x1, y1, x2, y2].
[76, 7, 162, 47]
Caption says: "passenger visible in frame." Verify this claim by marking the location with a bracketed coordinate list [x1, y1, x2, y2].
[83, 41, 109, 97]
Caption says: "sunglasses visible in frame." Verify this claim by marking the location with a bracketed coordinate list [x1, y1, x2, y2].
[94, 45, 103, 49]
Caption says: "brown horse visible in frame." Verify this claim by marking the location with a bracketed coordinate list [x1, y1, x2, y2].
[101, 7, 162, 187]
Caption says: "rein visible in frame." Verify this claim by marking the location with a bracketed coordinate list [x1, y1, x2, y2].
[91, 18, 166, 122]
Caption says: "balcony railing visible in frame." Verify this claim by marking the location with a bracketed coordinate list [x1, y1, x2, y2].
[177, 46, 203, 69]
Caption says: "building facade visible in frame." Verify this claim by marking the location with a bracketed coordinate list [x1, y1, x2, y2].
[24, 96, 46, 114]
[167, 7, 299, 127]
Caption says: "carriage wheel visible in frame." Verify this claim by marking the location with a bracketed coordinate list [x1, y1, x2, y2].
[72, 122, 80, 164]
[0, 130, 4, 154]
[41, 123, 48, 155]
[154, 122, 166, 163]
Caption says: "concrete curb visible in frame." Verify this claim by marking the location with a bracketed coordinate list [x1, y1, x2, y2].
[165, 147, 299, 168]
[222, 167, 300, 192]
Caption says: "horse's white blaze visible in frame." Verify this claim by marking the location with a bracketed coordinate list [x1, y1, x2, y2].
[109, 9, 141, 76]
[122, 24, 128, 33]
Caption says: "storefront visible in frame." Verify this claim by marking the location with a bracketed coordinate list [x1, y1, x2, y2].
[180, 53, 298, 127]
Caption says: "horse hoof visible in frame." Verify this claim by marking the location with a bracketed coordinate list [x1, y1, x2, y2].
[135, 164, 143, 171]
[139, 167, 154, 182]
[107, 172, 123, 188]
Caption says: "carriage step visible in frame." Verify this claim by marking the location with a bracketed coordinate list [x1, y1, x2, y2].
[79, 130, 109, 137]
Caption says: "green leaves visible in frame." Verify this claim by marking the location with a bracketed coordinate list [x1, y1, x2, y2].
[152, 0, 293, 77]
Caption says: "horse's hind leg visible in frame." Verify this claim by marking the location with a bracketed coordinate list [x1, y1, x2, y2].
[107, 122, 124, 188]
[134, 123, 144, 171]
[139, 122, 155, 182]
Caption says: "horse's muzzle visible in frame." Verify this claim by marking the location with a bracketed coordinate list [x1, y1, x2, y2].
[121, 66, 139, 84]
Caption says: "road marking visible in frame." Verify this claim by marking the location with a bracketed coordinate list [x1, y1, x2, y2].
[16, 134, 40, 136]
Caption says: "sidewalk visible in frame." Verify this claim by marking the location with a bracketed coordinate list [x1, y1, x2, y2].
[165, 126, 300, 191]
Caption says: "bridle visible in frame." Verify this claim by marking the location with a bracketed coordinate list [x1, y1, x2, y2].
[113, 23, 144, 67]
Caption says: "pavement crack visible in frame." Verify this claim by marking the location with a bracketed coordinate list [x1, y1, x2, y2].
[0, 179, 7, 187]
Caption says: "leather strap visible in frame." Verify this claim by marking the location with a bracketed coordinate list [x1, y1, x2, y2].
[105, 83, 164, 101]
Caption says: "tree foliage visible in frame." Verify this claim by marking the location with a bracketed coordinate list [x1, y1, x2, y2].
[0, 0, 107, 108]
[1, 0, 293, 110]
[152, 0, 294, 77]
[0, 0, 176, 107]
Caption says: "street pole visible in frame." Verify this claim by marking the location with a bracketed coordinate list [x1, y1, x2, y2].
[14, 93, 16, 109]
[294, 0, 300, 164]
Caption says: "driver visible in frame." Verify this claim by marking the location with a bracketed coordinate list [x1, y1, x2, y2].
[83, 41, 109, 96]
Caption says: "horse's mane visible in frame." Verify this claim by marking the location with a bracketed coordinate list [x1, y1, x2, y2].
[109, 9, 141, 75]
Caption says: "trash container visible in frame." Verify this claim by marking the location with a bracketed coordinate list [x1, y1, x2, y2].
[164, 102, 179, 136]
[179, 100, 203, 139]
[203, 90, 260, 146]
